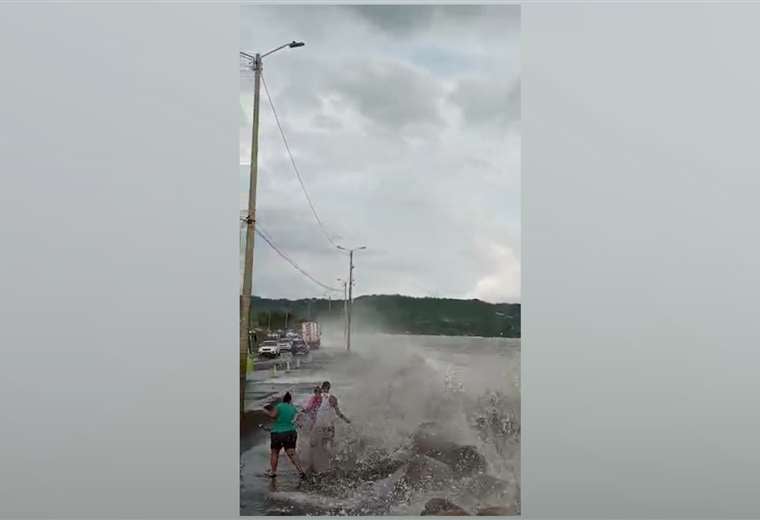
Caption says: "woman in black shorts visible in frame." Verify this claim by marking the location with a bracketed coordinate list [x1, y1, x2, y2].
[264, 392, 306, 478]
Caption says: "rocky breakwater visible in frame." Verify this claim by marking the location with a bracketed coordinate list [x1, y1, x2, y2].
[266, 421, 519, 516]
[394, 422, 519, 516]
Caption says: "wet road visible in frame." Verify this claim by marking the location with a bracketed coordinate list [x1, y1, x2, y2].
[241, 346, 345, 515]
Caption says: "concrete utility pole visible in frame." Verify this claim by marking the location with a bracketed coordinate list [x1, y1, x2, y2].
[337, 278, 347, 346]
[347, 251, 354, 352]
[239, 41, 304, 418]
[342, 284, 347, 341]
[239, 51, 260, 416]
[337, 246, 366, 351]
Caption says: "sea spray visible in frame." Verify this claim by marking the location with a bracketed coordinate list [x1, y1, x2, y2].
[283, 333, 521, 515]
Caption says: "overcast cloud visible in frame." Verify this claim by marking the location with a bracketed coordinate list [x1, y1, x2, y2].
[240, 5, 520, 303]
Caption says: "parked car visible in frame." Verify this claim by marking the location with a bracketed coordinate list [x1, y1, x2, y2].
[277, 339, 293, 353]
[291, 339, 309, 355]
[257, 340, 280, 358]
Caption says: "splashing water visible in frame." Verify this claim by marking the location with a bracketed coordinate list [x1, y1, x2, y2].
[243, 334, 520, 516]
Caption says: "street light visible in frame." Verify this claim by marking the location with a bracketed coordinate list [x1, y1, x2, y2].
[239, 40, 305, 417]
[240, 41, 305, 64]
[337, 245, 366, 352]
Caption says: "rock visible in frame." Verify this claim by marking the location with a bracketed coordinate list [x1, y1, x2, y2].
[421, 498, 470, 516]
[404, 454, 454, 489]
[412, 422, 452, 453]
[411, 423, 487, 477]
[465, 474, 511, 499]
[447, 445, 487, 476]
[476, 506, 517, 516]
[353, 452, 407, 482]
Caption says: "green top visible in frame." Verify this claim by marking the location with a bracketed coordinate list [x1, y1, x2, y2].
[271, 402, 297, 433]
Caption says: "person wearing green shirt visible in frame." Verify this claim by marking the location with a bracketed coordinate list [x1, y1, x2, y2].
[263, 391, 306, 478]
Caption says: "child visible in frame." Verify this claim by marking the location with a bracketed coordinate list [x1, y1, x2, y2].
[301, 385, 322, 431]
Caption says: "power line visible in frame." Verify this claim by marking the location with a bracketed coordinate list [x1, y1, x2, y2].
[260, 72, 341, 250]
[257, 227, 339, 292]
[255, 225, 340, 292]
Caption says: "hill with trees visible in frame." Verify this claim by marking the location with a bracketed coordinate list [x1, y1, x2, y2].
[250, 294, 520, 338]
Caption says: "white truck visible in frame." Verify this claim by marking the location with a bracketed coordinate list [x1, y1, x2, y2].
[257, 339, 280, 358]
[301, 321, 321, 350]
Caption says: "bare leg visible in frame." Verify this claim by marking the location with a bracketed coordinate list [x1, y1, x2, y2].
[270, 449, 280, 475]
[285, 448, 306, 475]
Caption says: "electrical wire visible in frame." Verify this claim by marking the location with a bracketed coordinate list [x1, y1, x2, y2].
[255, 225, 340, 292]
[260, 72, 341, 250]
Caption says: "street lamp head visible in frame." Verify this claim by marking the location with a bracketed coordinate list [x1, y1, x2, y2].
[358, 246, 367, 251]
[261, 40, 307, 58]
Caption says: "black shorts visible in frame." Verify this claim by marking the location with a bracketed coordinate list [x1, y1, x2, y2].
[270, 430, 297, 451]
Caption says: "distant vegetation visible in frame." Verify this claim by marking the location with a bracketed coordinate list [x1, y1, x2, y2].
[250, 294, 520, 338]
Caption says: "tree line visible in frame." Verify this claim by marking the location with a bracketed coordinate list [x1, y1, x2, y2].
[249, 294, 520, 338]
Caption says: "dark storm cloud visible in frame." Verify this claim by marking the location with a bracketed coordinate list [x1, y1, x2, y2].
[345, 5, 437, 36]
[345, 5, 496, 37]
[240, 5, 520, 302]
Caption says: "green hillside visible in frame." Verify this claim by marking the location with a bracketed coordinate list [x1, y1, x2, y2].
[249, 294, 520, 338]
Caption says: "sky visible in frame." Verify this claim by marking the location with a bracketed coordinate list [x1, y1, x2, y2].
[240, 5, 520, 303]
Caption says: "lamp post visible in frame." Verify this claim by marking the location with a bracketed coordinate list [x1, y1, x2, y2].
[337, 245, 366, 352]
[239, 40, 305, 417]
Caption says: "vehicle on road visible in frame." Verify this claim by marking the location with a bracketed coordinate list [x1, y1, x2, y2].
[301, 321, 321, 349]
[277, 339, 293, 353]
[291, 339, 309, 355]
[257, 340, 280, 358]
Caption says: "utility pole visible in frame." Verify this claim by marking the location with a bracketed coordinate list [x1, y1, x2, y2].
[347, 250, 354, 351]
[337, 245, 366, 352]
[343, 283, 348, 342]
[239, 41, 304, 418]
[239, 51, 261, 417]
[337, 278, 347, 347]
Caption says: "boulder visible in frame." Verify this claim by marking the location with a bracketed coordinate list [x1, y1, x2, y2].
[352, 450, 408, 482]
[404, 454, 454, 489]
[421, 498, 470, 516]
[447, 445, 487, 477]
[464, 474, 511, 499]
[413, 422, 453, 453]
[411, 423, 487, 477]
